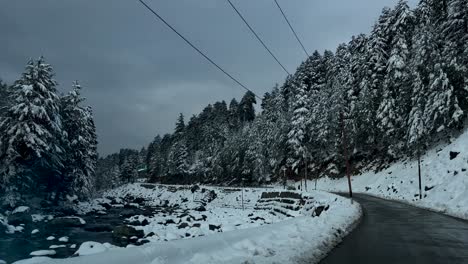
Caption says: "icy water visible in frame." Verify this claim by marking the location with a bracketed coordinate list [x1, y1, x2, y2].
[0, 206, 155, 263]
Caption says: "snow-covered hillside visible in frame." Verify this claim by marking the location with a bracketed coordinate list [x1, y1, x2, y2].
[14, 185, 361, 264]
[316, 129, 468, 220]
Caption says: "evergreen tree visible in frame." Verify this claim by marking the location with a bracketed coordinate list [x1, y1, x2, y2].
[228, 98, 240, 130]
[407, 72, 426, 151]
[175, 113, 185, 137]
[0, 80, 9, 116]
[119, 149, 139, 183]
[168, 140, 188, 177]
[0, 57, 64, 203]
[377, 1, 413, 156]
[287, 79, 310, 171]
[60, 81, 97, 198]
[423, 63, 457, 134]
[147, 135, 162, 182]
[239, 91, 256, 123]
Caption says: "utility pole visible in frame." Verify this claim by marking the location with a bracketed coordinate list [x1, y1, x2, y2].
[282, 167, 287, 190]
[300, 171, 303, 191]
[305, 157, 308, 192]
[241, 177, 245, 210]
[418, 146, 422, 199]
[315, 172, 317, 190]
[341, 112, 352, 198]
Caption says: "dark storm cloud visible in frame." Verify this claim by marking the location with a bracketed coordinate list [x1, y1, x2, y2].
[0, 0, 418, 155]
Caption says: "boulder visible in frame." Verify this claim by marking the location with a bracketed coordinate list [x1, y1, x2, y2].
[40, 200, 52, 209]
[209, 224, 221, 231]
[100, 203, 112, 210]
[84, 224, 113, 232]
[133, 197, 145, 204]
[314, 205, 330, 217]
[190, 185, 200, 193]
[450, 151, 460, 160]
[112, 225, 144, 246]
[49, 216, 85, 228]
[165, 219, 176, 225]
[135, 239, 150, 246]
[54, 207, 78, 217]
[250, 216, 265, 221]
[8, 212, 32, 226]
[206, 190, 217, 202]
[194, 206, 206, 212]
[178, 222, 189, 229]
[120, 209, 138, 218]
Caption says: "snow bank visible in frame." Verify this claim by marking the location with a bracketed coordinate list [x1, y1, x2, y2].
[17, 191, 360, 264]
[29, 250, 56, 257]
[316, 129, 468, 220]
[74, 242, 115, 256]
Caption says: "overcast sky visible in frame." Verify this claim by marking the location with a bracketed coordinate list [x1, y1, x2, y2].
[0, 0, 418, 155]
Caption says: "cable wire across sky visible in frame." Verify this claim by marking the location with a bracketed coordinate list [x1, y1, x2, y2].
[137, 0, 262, 100]
[274, 0, 310, 57]
[226, 0, 290, 75]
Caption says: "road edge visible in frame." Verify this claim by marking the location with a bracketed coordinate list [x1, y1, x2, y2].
[300, 195, 364, 264]
[350, 192, 468, 223]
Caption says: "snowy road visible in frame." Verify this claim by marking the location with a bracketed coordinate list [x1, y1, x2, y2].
[319, 194, 468, 264]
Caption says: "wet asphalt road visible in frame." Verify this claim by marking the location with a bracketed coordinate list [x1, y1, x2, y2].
[320, 194, 468, 264]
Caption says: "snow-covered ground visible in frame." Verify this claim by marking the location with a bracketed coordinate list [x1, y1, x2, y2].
[14, 185, 361, 264]
[77, 184, 296, 243]
[315, 129, 468, 220]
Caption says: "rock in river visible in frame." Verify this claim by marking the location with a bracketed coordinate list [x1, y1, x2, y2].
[112, 225, 144, 246]
[49, 216, 86, 228]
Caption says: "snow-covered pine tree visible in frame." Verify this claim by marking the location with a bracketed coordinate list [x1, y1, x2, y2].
[440, 0, 468, 125]
[168, 140, 189, 178]
[0, 80, 9, 116]
[368, 7, 393, 92]
[260, 85, 290, 180]
[407, 72, 426, 152]
[0, 57, 64, 204]
[423, 63, 457, 134]
[60, 81, 97, 198]
[239, 91, 256, 123]
[443, 0, 468, 50]
[377, 1, 413, 157]
[175, 113, 185, 137]
[406, 14, 433, 153]
[323, 44, 351, 169]
[287, 79, 310, 172]
[147, 135, 163, 182]
[228, 98, 241, 130]
[119, 149, 139, 183]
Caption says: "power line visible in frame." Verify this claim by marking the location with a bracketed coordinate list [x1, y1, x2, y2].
[137, 0, 262, 100]
[273, 0, 309, 57]
[226, 0, 290, 75]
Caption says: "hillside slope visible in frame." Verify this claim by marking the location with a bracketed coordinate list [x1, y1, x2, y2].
[316, 129, 468, 220]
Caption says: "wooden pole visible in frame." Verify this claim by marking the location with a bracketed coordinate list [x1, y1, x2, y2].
[300, 171, 303, 191]
[283, 168, 287, 190]
[241, 186, 244, 210]
[315, 172, 317, 190]
[341, 112, 352, 198]
[305, 157, 308, 192]
[418, 148, 422, 199]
